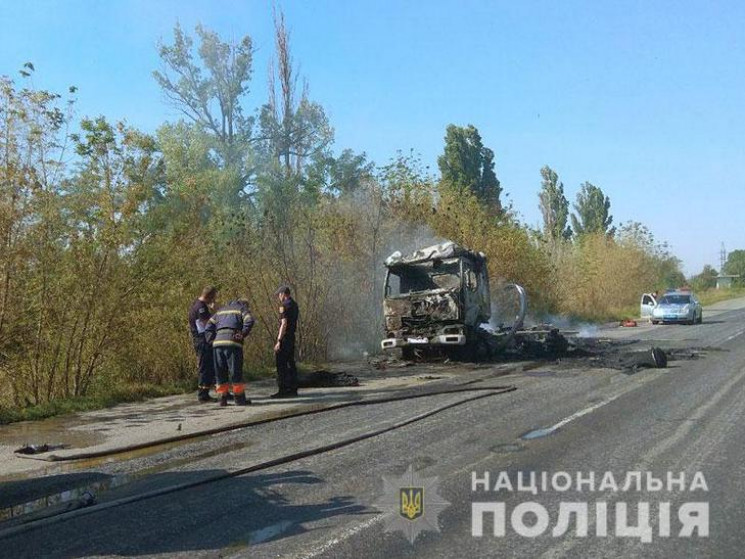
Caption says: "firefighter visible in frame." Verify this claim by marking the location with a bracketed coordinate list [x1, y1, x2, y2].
[205, 298, 255, 406]
[188, 285, 218, 403]
[272, 285, 300, 399]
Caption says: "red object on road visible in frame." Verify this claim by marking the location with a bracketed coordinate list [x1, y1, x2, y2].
[621, 319, 638, 327]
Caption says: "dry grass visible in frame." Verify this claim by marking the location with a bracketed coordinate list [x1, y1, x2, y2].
[698, 287, 745, 307]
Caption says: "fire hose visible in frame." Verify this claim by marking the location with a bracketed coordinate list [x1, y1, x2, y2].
[0, 384, 516, 540]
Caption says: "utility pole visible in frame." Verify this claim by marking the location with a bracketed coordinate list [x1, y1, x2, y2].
[720, 242, 727, 272]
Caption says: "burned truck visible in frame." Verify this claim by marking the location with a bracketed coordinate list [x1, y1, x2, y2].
[380, 241, 503, 359]
[379, 241, 571, 361]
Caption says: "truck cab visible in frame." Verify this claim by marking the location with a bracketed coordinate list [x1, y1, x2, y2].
[380, 242, 490, 354]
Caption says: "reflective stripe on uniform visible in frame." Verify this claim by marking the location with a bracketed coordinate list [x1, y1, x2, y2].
[213, 340, 243, 348]
[232, 383, 246, 395]
[215, 384, 230, 394]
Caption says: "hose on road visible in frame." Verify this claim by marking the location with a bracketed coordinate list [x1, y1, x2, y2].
[0, 384, 516, 540]
[28, 384, 516, 463]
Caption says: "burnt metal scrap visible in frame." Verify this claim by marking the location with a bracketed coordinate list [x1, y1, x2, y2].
[564, 337, 670, 372]
[14, 443, 70, 455]
[475, 327, 669, 372]
[503, 325, 569, 359]
[298, 370, 360, 388]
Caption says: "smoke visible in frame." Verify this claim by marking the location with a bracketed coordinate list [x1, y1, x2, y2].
[576, 324, 600, 338]
[323, 184, 444, 360]
[522, 312, 600, 338]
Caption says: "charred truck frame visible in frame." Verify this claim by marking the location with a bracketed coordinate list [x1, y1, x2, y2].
[381, 242, 493, 358]
[380, 241, 565, 361]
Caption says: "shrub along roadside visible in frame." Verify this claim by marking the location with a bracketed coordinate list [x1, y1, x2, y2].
[0, 382, 190, 425]
[0, 364, 299, 425]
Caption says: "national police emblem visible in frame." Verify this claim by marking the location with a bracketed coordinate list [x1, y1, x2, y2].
[373, 464, 450, 544]
[400, 486, 424, 520]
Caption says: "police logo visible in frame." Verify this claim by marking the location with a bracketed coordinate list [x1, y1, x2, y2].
[400, 487, 423, 520]
[373, 465, 450, 544]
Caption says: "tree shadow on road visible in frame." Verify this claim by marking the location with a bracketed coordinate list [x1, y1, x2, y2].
[4, 468, 371, 558]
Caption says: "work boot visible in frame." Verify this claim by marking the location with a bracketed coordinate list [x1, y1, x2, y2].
[234, 393, 250, 406]
[270, 390, 298, 399]
[198, 390, 217, 403]
[218, 394, 229, 407]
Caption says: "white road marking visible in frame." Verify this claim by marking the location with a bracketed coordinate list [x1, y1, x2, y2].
[524, 393, 623, 439]
[720, 326, 745, 344]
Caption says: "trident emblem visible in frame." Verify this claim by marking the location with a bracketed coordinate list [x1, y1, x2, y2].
[400, 487, 424, 520]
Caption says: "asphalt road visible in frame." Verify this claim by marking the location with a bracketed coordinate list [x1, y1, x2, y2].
[3, 305, 745, 558]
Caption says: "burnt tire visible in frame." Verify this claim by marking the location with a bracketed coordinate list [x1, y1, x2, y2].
[449, 342, 476, 362]
[401, 347, 415, 361]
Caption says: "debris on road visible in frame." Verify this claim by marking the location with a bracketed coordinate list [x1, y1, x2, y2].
[14, 443, 70, 455]
[369, 355, 415, 369]
[505, 326, 569, 359]
[566, 339, 669, 372]
[298, 370, 360, 388]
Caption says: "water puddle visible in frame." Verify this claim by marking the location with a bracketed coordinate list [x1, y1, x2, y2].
[0, 474, 131, 522]
[0, 441, 254, 523]
[0, 421, 104, 449]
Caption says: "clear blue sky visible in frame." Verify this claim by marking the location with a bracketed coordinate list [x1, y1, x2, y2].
[2, 0, 744, 275]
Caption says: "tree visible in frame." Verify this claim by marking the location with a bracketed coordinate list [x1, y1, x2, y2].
[437, 124, 501, 211]
[723, 250, 745, 286]
[538, 165, 571, 242]
[304, 148, 374, 198]
[691, 265, 718, 291]
[0, 68, 75, 404]
[571, 182, 615, 237]
[258, 8, 333, 178]
[616, 220, 685, 289]
[62, 117, 163, 397]
[153, 24, 254, 196]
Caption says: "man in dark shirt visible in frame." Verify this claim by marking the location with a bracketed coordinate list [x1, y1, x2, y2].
[189, 286, 218, 402]
[272, 285, 300, 399]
